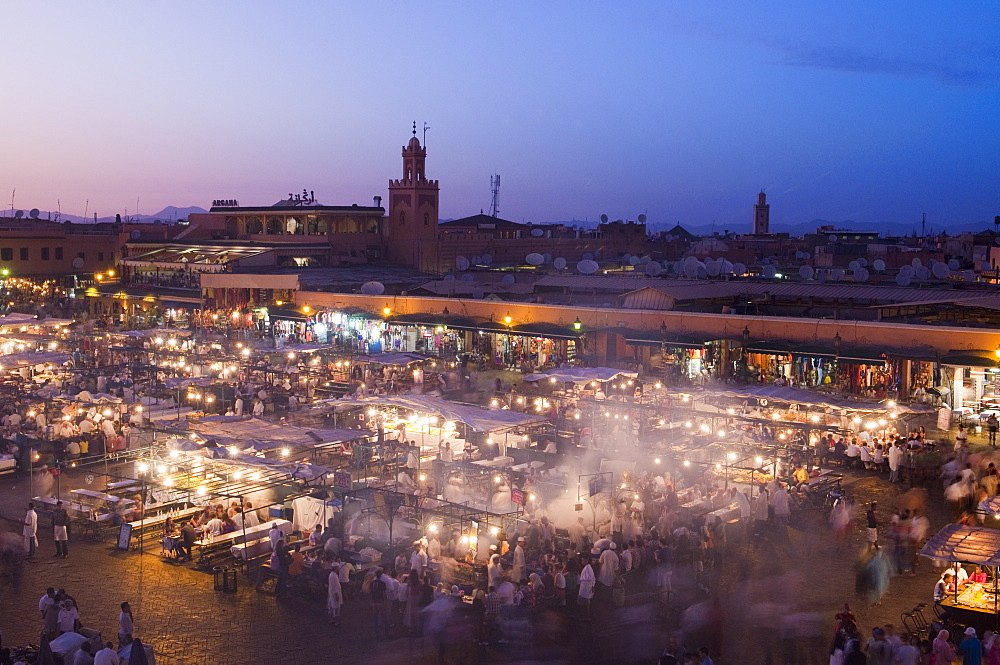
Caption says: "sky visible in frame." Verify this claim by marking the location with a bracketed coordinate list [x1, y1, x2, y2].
[1, 2, 998, 232]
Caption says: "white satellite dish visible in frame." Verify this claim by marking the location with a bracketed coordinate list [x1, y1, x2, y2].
[502, 274, 515, 285]
[896, 273, 911, 287]
[543, 253, 552, 264]
[582, 252, 593, 261]
[911, 257, 922, 269]
[872, 259, 886, 271]
[857, 258, 867, 267]
[360, 281, 385, 295]
[799, 265, 814, 279]
[733, 262, 747, 276]
[848, 260, 860, 271]
[461, 273, 474, 282]
[525, 253, 544, 266]
[672, 261, 683, 275]
[472, 288, 485, 299]
[472, 255, 482, 265]
[553, 257, 567, 270]
[948, 259, 960, 270]
[899, 265, 914, 278]
[932, 262, 949, 279]
[645, 262, 662, 276]
[721, 260, 734, 274]
[829, 235, 838, 243]
[623, 253, 632, 263]
[530, 228, 544, 237]
[72, 257, 85, 270]
[577, 259, 599, 274]
[706, 261, 721, 277]
[855, 268, 870, 282]
[763, 265, 777, 278]
[629, 255, 640, 266]
[482, 254, 492, 265]
[802, 252, 811, 260]
[443, 274, 455, 281]
[455, 256, 470, 271]
[697, 265, 708, 279]
[916, 266, 930, 281]
[684, 262, 700, 279]
[639, 256, 651, 265]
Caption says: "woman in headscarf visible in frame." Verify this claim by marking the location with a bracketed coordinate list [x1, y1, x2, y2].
[985, 630, 1000, 665]
[327, 564, 343, 626]
[932, 629, 956, 665]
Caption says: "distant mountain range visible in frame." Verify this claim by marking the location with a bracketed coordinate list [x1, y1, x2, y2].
[0, 205, 208, 224]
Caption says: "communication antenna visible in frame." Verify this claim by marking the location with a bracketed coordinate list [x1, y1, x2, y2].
[489, 174, 501, 217]
[423, 122, 430, 145]
[921, 212, 926, 238]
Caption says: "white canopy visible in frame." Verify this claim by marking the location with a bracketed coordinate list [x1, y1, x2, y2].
[353, 352, 427, 366]
[115, 328, 192, 338]
[0, 351, 73, 368]
[698, 385, 928, 414]
[919, 523, 1000, 567]
[326, 394, 548, 432]
[523, 367, 639, 384]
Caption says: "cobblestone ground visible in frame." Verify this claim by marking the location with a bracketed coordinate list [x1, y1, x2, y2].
[0, 436, 968, 664]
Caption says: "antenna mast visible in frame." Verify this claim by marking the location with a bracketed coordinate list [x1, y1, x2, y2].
[921, 212, 926, 238]
[489, 174, 501, 218]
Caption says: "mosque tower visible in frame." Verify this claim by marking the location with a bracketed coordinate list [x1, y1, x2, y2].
[386, 123, 440, 270]
[753, 191, 770, 235]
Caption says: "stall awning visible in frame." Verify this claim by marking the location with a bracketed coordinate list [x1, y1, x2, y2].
[510, 322, 579, 340]
[353, 352, 427, 366]
[837, 348, 887, 365]
[524, 367, 639, 384]
[940, 351, 999, 368]
[0, 351, 73, 368]
[919, 523, 1000, 566]
[322, 395, 548, 432]
[748, 340, 793, 355]
[200, 273, 299, 290]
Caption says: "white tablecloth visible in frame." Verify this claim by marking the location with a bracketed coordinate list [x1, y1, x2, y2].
[291, 496, 338, 532]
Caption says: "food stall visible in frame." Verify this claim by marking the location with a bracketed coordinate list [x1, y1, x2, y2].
[920, 523, 1000, 631]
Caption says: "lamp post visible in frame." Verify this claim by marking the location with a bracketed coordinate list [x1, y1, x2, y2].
[504, 313, 513, 369]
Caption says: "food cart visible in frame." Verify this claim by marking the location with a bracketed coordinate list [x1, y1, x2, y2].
[920, 523, 1000, 632]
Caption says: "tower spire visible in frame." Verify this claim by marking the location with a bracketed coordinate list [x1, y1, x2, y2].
[412, 121, 417, 138]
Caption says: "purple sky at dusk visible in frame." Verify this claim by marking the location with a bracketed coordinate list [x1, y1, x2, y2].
[1, 2, 997, 232]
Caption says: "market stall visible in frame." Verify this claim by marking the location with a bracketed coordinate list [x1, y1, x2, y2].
[920, 523, 1000, 631]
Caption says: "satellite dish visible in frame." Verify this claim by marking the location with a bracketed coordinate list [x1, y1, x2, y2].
[927, 259, 937, 267]
[472, 288, 485, 299]
[848, 260, 860, 271]
[948, 259, 960, 270]
[130, 229, 141, 240]
[28, 208, 40, 219]
[817, 271, 827, 283]
[673, 261, 684, 275]
[697, 265, 708, 279]
[762, 265, 777, 279]
[360, 281, 385, 295]
[899, 265, 915, 278]
[733, 262, 747, 276]
[455, 256, 470, 271]
[857, 258, 867, 267]
[502, 274, 516, 285]
[461, 273, 474, 282]
[13, 210, 23, 219]
[577, 259, 599, 275]
[443, 274, 455, 281]
[553, 257, 567, 270]
[802, 252, 811, 260]
[911, 258, 922, 269]
[645, 262, 662, 276]
[629, 256, 640, 266]
[600, 214, 609, 223]
[525, 253, 544, 266]
[530, 228, 544, 238]
[543, 253, 552, 264]
[639, 256, 651, 265]
[638, 214, 647, 223]
[916, 266, 930, 281]
[896, 273, 912, 287]
[872, 259, 886, 271]
[481, 254, 492, 265]
[705, 261, 721, 277]
[582, 252, 593, 261]
[799, 265, 815, 280]
[72, 257, 85, 270]
[855, 268, 870, 282]
[684, 261, 700, 278]
[831, 268, 844, 281]
[829, 235, 838, 243]
[472, 255, 482, 265]
[721, 260, 734, 274]
[932, 262, 949, 279]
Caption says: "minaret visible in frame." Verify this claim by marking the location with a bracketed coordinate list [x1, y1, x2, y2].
[387, 122, 439, 269]
[753, 191, 770, 235]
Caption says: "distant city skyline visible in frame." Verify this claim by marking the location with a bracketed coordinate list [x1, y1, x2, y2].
[1, 2, 997, 230]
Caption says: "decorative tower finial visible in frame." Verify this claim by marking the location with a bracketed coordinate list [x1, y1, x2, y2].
[412, 121, 417, 137]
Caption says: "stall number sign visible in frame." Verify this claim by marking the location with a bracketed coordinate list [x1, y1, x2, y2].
[333, 471, 352, 490]
[511, 488, 525, 506]
[117, 523, 133, 551]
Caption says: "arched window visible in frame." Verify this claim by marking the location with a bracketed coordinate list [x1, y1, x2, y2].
[245, 216, 263, 234]
[266, 217, 283, 234]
